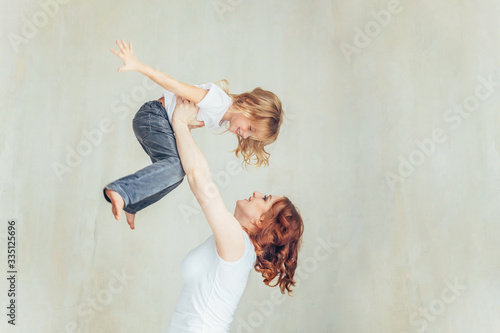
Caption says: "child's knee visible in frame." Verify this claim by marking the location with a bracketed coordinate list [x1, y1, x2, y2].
[174, 158, 186, 176]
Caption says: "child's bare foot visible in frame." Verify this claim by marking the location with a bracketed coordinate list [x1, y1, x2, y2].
[125, 211, 136, 230]
[105, 189, 124, 221]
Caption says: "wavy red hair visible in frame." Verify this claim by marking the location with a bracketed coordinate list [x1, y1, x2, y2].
[246, 197, 304, 295]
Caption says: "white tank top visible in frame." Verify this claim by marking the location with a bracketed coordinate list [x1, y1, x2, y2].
[166, 230, 256, 332]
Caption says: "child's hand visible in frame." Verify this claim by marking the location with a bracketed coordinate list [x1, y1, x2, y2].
[110, 40, 142, 72]
[173, 96, 205, 129]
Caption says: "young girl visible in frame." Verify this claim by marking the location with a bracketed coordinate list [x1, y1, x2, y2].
[103, 40, 284, 229]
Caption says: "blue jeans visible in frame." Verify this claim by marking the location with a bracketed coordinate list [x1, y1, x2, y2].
[102, 100, 185, 214]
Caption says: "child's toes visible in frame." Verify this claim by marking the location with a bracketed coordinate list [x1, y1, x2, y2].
[112, 206, 120, 220]
[125, 212, 135, 230]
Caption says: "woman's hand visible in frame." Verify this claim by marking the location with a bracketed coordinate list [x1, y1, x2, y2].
[173, 96, 205, 130]
[110, 40, 143, 72]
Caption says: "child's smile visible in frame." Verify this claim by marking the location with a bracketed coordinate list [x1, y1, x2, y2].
[228, 113, 256, 139]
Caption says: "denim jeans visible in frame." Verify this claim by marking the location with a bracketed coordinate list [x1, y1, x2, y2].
[102, 100, 185, 214]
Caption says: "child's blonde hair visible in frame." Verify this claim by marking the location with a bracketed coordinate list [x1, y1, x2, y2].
[214, 79, 284, 168]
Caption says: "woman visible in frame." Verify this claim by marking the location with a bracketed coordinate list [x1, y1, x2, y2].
[162, 96, 304, 332]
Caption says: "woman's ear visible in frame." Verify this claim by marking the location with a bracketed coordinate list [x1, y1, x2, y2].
[249, 218, 263, 227]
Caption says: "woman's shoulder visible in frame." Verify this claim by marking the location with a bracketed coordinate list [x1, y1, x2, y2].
[217, 230, 256, 266]
[242, 231, 255, 253]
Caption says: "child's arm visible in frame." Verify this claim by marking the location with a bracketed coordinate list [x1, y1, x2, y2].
[111, 40, 209, 103]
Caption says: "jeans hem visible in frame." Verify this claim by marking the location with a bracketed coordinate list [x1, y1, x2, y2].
[103, 184, 131, 208]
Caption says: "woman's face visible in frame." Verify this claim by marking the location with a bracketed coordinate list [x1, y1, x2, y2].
[235, 191, 282, 230]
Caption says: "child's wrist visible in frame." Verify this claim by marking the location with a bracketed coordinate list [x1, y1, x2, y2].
[135, 61, 148, 73]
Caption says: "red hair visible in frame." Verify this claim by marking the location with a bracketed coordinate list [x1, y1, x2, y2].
[246, 197, 304, 295]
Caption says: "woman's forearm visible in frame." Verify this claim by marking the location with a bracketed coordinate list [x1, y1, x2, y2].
[172, 104, 243, 256]
[172, 120, 210, 177]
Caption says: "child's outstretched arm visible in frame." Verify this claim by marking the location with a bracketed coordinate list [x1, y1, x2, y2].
[110, 39, 208, 103]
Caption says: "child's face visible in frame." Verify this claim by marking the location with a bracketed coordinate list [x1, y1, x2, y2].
[228, 113, 257, 139]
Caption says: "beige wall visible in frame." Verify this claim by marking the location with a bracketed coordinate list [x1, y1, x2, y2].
[1, 0, 500, 332]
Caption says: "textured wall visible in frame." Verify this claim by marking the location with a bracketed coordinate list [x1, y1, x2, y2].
[1, 0, 500, 332]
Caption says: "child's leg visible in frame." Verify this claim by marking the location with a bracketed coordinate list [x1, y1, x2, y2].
[102, 100, 185, 214]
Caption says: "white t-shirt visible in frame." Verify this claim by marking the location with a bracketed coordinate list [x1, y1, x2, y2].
[166, 230, 256, 333]
[162, 82, 232, 128]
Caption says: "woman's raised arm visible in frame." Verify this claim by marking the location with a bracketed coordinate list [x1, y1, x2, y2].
[171, 96, 246, 262]
[110, 40, 209, 103]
